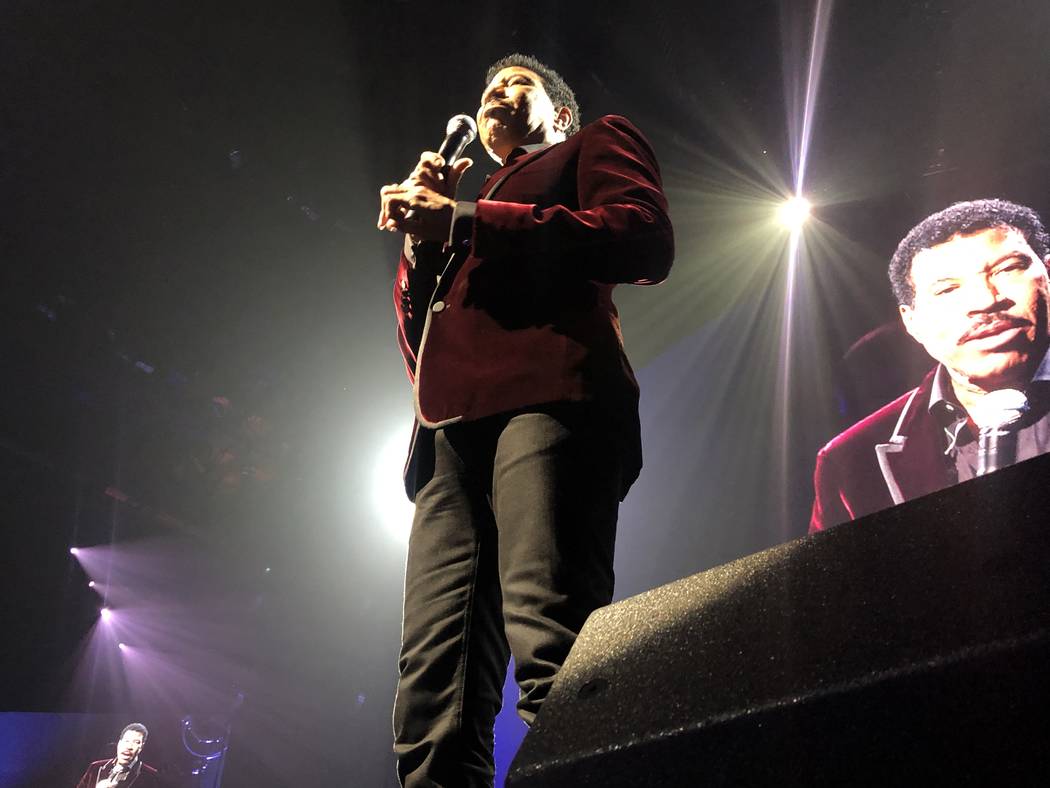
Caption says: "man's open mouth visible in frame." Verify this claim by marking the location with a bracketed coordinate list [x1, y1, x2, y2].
[482, 101, 510, 116]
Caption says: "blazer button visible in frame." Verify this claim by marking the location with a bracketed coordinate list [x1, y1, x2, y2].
[432, 300, 446, 313]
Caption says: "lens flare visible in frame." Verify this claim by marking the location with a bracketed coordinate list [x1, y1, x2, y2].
[777, 196, 811, 230]
[371, 423, 416, 544]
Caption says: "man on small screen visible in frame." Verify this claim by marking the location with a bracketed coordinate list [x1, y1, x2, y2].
[811, 198, 1050, 530]
[76, 723, 160, 787]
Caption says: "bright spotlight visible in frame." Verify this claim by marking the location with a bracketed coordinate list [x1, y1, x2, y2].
[69, 547, 80, 556]
[371, 424, 417, 544]
[88, 581, 96, 589]
[100, 607, 112, 622]
[118, 642, 127, 651]
[777, 196, 811, 230]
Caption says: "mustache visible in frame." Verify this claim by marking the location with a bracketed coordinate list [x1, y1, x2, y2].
[958, 313, 1030, 343]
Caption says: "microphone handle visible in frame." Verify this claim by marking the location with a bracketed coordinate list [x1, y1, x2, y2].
[436, 130, 472, 173]
[403, 128, 471, 225]
[977, 428, 1018, 476]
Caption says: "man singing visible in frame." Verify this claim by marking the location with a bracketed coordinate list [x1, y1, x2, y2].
[76, 723, 160, 788]
[377, 53, 674, 786]
[811, 198, 1050, 531]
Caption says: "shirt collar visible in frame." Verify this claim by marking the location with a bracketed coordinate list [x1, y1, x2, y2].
[928, 364, 964, 424]
[505, 142, 551, 165]
[928, 340, 1050, 422]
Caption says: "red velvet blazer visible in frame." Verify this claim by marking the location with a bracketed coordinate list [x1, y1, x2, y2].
[76, 759, 160, 788]
[393, 115, 674, 495]
[809, 368, 954, 531]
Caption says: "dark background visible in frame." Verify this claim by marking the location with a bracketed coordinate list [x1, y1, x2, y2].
[3, 0, 1049, 784]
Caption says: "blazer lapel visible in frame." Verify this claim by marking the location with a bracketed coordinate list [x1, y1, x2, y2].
[877, 373, 952, 504]
[480, 143, 560, 200]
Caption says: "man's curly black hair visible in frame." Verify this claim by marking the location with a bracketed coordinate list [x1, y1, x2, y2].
[484, 53, 581, 136]
[120, 722, 149, 743]
[889, 198, 1050, 306]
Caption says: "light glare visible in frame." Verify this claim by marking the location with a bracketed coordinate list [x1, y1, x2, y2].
[100, 607, 112, 621]
[777, 196, 811, 230]
[371, 424, 416, 544]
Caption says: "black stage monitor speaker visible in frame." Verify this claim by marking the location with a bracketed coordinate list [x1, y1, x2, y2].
[508, 453, 1050, 786]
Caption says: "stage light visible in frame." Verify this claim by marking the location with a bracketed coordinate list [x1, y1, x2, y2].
[371, 424, 416, 543]
[118, 642, 127, 651]
[100, 607, 112, 621]
[777, 196, 811, 230]
[69, 547, 80, 556]
[88, 581, 96, 589]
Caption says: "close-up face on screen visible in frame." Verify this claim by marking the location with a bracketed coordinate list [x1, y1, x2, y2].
[3, 2, 1049, 786]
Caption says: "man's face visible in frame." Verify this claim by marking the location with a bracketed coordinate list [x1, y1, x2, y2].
[476, 66, 566, 163]
[116, 730, 145, 765]
[900, 226, 1050, 391]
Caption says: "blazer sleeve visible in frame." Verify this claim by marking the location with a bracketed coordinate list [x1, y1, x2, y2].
[75, 764, 95, 788]
[809, 444, 851, 533]
[470, 115, 674, 285]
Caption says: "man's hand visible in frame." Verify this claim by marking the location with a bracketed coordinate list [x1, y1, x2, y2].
[378, 183, 456, 243]
[378, 153, 472, 242]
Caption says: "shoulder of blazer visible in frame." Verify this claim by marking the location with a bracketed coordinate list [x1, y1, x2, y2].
[527, 114, 648, 159]
[580, 114, 654, 148]
[479, 113, 654, 199]
[817, 367, 938, 462]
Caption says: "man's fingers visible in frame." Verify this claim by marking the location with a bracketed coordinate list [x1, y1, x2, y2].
[378, 183, 409, 228]
[410, 155, 449, 194]
[418, 151, 445, 169]
[381, 148, 457, 229]
[379, 181, 449, 234]
[377, 185, 391, 228]
[447, 157, 473, 193]
[382, 192, 414, 223]
[411, 152, 445, 180]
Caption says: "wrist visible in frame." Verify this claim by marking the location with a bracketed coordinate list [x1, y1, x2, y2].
[449, 200, 476, 250]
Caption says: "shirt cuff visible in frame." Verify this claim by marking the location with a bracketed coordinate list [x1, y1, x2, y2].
[449, 201, 476, 250]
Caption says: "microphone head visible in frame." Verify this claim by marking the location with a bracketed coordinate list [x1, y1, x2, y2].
[446, 113, 478, 142]
[970, 388, 1029, 430]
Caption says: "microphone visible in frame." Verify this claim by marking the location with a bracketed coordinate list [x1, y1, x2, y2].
[970, 388, 1029, 476]
[435, 114, 478, 174]
[402, 114, 477, 225]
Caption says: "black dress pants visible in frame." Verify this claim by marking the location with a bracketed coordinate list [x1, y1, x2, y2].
[393, 406, 622, 788]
